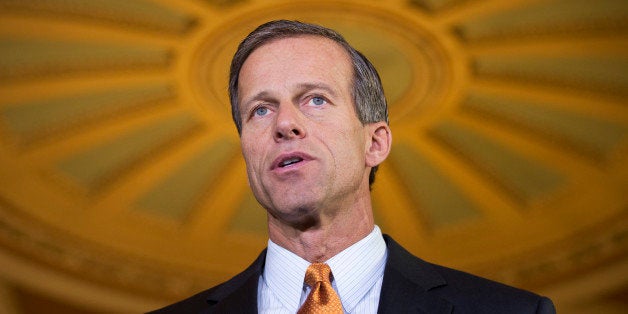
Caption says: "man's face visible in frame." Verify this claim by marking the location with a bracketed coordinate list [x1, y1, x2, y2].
[237, 36, 372, 225]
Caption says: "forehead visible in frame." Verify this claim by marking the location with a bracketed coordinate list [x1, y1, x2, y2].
[238, 35, 353, 91]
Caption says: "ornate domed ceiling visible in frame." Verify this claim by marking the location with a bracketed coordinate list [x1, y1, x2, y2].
[0, 0, 626, 312]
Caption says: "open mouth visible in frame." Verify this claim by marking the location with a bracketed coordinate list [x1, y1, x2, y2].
[278, 156, 303, 168]
[272, 153, 311, 170]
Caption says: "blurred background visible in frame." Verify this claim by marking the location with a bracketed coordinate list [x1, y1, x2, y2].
[0, 0, 626, 313]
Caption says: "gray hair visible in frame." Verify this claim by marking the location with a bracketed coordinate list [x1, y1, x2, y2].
[229, 20, 388, 186]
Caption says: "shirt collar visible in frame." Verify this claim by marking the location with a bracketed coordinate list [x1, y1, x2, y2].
[264, 237, 310, 312]
[263, 225, 387, 312]
[327, 225, 387, 312]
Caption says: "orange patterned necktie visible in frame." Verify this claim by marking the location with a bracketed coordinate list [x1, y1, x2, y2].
[297, 263, 344, 314]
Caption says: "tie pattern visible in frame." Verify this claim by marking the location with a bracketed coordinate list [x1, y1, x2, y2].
[297, 263, 344, 314]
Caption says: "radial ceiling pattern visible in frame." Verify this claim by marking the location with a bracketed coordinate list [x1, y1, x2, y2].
[0, 0, 627, 311]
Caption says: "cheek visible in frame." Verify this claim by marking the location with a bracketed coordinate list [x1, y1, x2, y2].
[241, 140, 263, 169]
[331, 126, 366, 164]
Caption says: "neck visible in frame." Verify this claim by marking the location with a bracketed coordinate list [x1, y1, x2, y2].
[267, 194, 375, 262]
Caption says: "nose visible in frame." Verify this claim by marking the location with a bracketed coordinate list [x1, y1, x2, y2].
[273, 104, 306, 142]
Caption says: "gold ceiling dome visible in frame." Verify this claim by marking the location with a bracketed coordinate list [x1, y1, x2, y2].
[0, 0, 626, 312]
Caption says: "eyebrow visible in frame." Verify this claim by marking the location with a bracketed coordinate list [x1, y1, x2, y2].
[240, 82, 339, 109]
[295, 82, 338, 98]
[240, 91, 274, 110]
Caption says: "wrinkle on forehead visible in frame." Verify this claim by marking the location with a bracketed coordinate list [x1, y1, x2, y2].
[237, 36, 357, 125]
[238, 36, 353, 94]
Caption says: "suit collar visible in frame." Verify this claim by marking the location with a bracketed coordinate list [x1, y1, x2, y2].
[204, 250, 266, 313]
[378, 235, 453, 314]
[203, 236, 453, 313]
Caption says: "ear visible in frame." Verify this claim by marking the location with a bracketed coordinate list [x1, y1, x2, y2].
[365, 122, 392, 168]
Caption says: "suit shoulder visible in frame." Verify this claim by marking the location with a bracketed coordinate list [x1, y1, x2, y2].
[148, 286, 218, 314]
[431, 262, 534, 296]
[147, 250, 266, 314]
[383, 235, 555, 313]
[426, 261, 555, 313]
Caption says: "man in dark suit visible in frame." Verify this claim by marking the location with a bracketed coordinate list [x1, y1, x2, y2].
[152, 20, 555, 313]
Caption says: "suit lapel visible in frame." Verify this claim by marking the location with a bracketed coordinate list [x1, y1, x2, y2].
[203, 273, 258, 313]
[203, 250, 266, 314]
[378, 235, 453, 314]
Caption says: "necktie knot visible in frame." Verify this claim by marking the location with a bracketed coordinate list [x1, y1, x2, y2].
[304, 263, 332, 288]
[298, 263, 343, 314]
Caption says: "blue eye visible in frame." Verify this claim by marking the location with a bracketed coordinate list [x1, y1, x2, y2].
[254, 107, 268, 116]
[311, 97, 325, 106]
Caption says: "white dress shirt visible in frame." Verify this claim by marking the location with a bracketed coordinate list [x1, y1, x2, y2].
[258, 225, 387, 313]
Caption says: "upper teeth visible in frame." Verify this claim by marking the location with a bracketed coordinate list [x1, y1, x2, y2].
[280, 157, 301, 167]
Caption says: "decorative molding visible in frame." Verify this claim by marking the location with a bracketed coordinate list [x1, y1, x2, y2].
[0, 0, 197, 34]
[473, 55, 628, 97]
[455, 0, 628, 42]
[55, 113, 204, 193]
[409, 0, 469, 12]
[201, 0, 248, 8]
[389, 142, 480, 229]
[136, 137, 239, 221]
[1, 82, 177, 146]
[0, 39, 173, 81]
[429, 119, 566, 206]
[474, 210, 628, 290]
[461, 91, 628, 162]
[0, 198, 208, 300]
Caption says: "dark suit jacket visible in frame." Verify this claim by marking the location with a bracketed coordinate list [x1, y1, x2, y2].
[151, 235, 555, 313]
